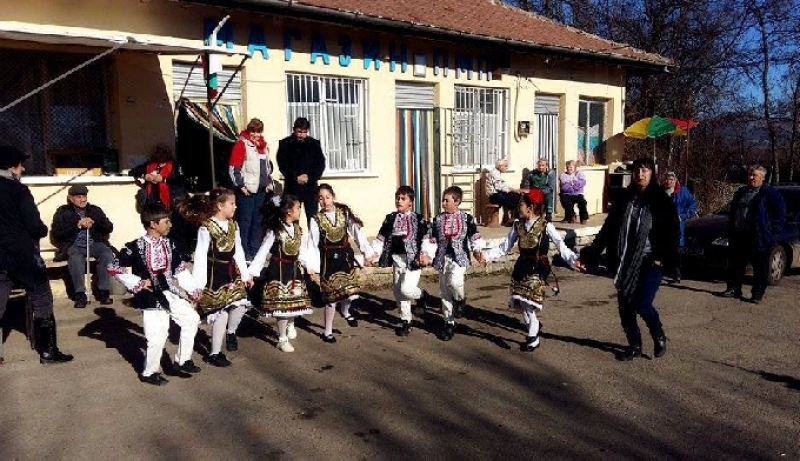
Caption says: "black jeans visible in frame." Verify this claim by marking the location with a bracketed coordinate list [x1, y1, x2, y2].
[727, 234, 770, 294]
[618, 264, 664, 346]
[0, 273, 54, 320]
[488, 192, 520, 214]
[559, 193, 588, 221]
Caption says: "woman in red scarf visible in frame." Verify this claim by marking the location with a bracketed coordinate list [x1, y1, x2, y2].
[130, 144, 186, 211]
[130, 144, 193, 258]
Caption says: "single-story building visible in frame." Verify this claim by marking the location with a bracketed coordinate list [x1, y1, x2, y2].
[0, 0, 671, 252]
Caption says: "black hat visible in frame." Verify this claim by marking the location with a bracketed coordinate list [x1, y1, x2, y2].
[68, 184, 89, 196]
[0, 146, 30, 169]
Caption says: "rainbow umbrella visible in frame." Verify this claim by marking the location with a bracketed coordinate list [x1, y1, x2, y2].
[624, 115, 686, 139]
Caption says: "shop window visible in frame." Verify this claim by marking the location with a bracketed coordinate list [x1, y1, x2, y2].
[0, 50, 108, 175]
[452, 86, 509, 170]
[577, 99, 607, 165]
[286, 73, 368, 173]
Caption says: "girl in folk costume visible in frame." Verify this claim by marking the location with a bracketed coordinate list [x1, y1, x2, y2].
[180, 188, 253, 367]
[482, 189, 582, 352]
[248, 194, 314, 352]
[308, 184, 377, 343]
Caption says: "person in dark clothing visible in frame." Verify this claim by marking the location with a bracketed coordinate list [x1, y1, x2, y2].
[719, 165, 786, 304]
[50, 185, 115, 308]
[276, 117, 326, 224]
[578, 158, 679, 361]
[526, 158, 556, 221]
[0, 146, 73, 364]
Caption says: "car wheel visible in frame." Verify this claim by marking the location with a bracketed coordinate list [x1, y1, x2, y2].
[767, 245, 787, 286]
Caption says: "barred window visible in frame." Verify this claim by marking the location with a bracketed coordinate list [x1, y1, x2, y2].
[286, 74, 368, 173]
[452, 86, 509, 170]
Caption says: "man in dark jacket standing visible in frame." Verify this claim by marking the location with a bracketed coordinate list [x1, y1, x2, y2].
[720, 165, 786, 304]
[579, 158, 679, 361]
[0, 146, 73, 364]
[276, 117, 326, 223]
[50, 184, 115, 308]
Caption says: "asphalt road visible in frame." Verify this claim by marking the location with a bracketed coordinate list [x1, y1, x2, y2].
[1, 268, 798, 459]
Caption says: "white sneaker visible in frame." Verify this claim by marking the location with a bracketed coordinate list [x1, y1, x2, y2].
[287, 321, 298, 340]
[277, 338, 295, 353]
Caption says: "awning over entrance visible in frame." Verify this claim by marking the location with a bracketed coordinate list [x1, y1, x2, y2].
[0, 20, 246, 55]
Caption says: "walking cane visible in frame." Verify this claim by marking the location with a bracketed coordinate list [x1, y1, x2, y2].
[85, 228, 91, 297]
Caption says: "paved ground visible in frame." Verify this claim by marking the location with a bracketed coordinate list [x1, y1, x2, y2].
[1, 266, 798, 459]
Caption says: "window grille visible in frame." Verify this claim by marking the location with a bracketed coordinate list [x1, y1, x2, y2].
[286, 74, 368, 173]
[452, 86, 508, 169]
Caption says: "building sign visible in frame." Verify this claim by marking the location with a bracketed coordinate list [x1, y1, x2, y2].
[203, 19, 494, 81]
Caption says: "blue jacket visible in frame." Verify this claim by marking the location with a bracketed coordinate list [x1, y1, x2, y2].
[727, 185, 786, 252]
[669, 184, 697, 247]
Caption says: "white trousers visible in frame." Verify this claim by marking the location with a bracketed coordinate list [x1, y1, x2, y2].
[439, 256, 466, 324]
[521, 304, 541, 338]
[141, 292, 200, 377]
[391, 255, 422, 322]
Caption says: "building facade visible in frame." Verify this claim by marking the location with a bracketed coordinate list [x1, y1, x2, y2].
[0, 0, 670, 250]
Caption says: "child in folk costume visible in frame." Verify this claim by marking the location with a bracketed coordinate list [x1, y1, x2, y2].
[425, 186, 486, 341]
[482, 189, 582, 351]
[179, 188, 253, 368]
[372, 186, 431, 337]
[107, 204, 202, 385]
[308, 184, 376, 343]
[248, 194, 315, 352]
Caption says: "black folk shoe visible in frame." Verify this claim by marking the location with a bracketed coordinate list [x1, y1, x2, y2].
[440, 322, 455, 341]
[396, 321, 412, 337]
[139, 373, 168, 386]
[205, 353, 232, 367]
[653, 332, 668, 358]
[719, 287, 742, 299]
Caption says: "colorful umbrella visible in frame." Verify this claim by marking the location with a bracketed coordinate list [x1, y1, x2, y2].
[623, 115, 686, 139]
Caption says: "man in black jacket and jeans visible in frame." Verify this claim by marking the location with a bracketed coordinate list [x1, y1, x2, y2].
[50, 184, 115, 308]
[276, 117, 326, 223]
[0, 146, 73, 364]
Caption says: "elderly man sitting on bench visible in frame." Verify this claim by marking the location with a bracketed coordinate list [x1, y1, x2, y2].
[50, 184, 115, 308]
[485, 158, 523, 224]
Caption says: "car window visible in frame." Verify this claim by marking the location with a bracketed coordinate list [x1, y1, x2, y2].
[779, 189, 800, 221]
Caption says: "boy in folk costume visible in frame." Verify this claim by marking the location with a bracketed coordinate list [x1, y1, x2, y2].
[425, 186, 486, 341]
[483, 189, 582, 351]
[307, 184, 376, 343]
[372, 186, 430, 337]
[248, 194, 315, 352]
[107, 204, 202, 385]
[179, 188, 253, 368]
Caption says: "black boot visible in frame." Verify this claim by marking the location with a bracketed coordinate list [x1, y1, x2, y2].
[395, 321, 412, 337]
[35, 316, 74, 364]
[618, 341, 642, 361]
[653, 330, 667, 358]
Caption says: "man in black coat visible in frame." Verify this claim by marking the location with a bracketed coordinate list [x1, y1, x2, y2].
[50, 184, 115, 308]
[0, 146, 73, 364]
[276, 117, 326, 223]
[579, 158, 679, 361]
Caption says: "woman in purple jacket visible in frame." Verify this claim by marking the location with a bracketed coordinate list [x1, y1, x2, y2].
[559, 161, 588, 224]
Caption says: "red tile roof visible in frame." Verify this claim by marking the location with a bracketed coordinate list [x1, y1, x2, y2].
[291, 0, 672, 67]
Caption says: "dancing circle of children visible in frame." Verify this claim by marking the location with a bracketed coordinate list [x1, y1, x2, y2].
[107, 204, 203, 385]
[306, 183, 377, 343]
[424, 186, 486, 341]
[180, 188, 253, 368]
[247, 194, 315, 352]
[371, 186, 431, 337]
[481, 190, 584, 351]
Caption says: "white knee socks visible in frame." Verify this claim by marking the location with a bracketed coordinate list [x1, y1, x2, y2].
[210, 310, 229, 355]
[324, 303, 336, 336]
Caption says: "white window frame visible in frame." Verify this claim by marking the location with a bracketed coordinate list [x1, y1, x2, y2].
[577, 98, 608, 165]
[452, 86, 509, 170]
[286, 73, 369, 174]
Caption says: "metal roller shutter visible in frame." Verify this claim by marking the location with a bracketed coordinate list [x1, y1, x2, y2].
[172, 61, 242, 103]
[534, 94, 560, 115]
[395, 82, 435, 109]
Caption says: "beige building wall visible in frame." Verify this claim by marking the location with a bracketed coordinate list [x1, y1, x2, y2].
[4, 0, 627, 232]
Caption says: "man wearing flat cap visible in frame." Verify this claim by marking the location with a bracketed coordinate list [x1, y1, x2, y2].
[50, 184, 115, 308]
[0, 146, 73, 363]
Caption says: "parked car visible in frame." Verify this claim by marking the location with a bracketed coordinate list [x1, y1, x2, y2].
[682, 186, 800, 285]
